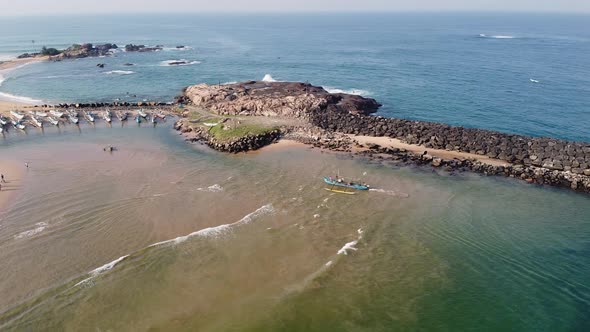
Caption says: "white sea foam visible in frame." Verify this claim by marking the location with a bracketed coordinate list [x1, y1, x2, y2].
[75, 255, 129, 287]
[0, 54, 17, 61]
[530, 78, 540, 83]
[196, 184, 224, 192]
[221, 81, 237, 85]
[162, 46, 193, 51]
[369, 188, 410, 198]
[150, 204, 274, 247]
[159, 59, 201, 66]
[323, 86, 372, 96]
[479, 34, 515, 39]
[325, 261, 333, 267]
[105, 70, 135, 75]
[337, 240, 358, 255]
[14, 222, 48, 239]
[0, 72, 44, 104]
[262, 74, 277, 82]
[74, 204, 273, 288]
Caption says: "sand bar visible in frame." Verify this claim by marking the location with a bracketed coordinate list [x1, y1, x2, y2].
[0, 160, 25, 213]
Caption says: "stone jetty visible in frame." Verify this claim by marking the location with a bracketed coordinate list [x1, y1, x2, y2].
[175, 80, 590, 194]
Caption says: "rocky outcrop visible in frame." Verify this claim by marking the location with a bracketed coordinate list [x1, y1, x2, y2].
[124, 44, 163, 52]
[17, 42, 166, 60]
[183, 81, 381, 118]
[53, 43, 118, 59]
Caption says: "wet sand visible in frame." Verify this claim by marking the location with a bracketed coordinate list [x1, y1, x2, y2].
[0, 160, 24, 213]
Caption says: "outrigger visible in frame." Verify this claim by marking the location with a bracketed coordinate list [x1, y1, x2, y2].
[323, 176, 370, 195]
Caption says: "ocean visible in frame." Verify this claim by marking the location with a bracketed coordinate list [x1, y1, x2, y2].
[1, 13, 590, 331]
[0, 13, 589, 141]
[0, 123, 589, 331]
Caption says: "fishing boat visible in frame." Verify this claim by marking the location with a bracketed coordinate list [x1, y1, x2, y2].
[31, 116, 44, 128]
[10, 111, 24, 121]
[35, 111, 48, 117]
[0, 116, 8, 126]
[50, 110, 65, 118]
[47, 116, 60, 126]
[12, 120, 26, 131]
[68, 111, 79, 124]
[151, 113, 157, 124]
[135, 115, 142, 123]
[83, 111, 95, 123]
[117, 111, 128, 121]
[137, 109, 147, 118]
[103, 109, 112, 123]
[323, 177, 370, 191]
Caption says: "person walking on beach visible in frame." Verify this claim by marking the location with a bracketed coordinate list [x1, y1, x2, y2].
[0, 174, 4, 183]
[25, 162, 29, 169]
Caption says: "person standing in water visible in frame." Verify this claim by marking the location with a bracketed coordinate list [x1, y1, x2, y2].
[0, 174, 5, 183]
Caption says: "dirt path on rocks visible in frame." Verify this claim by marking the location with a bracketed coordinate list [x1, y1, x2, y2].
[350, 135, 511, 167]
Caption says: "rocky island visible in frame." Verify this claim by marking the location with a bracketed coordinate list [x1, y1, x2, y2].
[16, 42, 164, 60]
[174, 80, 590, 194]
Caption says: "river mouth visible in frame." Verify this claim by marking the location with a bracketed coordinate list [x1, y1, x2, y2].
[1, 124, 589, 331]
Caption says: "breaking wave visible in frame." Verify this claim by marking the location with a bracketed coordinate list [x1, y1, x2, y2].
[323, 86, 372, 96]
[478, 34, 515, 39]
[196, 184, 223, 193]
[14, 222, 48, 239]
[150, 204, 274, 247]
[0, 72, 44, 104]
[75, 255, 129, 287]
[159, 59, 201, 66]
[162, 46, 193, 51]
[75, 204, 274, 288]
[262, 74, 277, 82]
[104, 70, 135, 75]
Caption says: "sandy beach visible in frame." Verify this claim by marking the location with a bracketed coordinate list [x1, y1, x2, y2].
[0, 56, 47, 71]
[0, 160, 24, 213]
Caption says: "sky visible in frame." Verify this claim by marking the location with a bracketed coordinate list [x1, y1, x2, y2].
[1, 0, 590, 16]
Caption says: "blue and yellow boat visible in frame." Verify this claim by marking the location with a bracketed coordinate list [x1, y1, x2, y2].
[323, 177, 369, 194]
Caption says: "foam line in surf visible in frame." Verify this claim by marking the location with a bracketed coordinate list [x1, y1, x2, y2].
[104, 70, 135, 75]
[75, 204, 273, 288]
[75, 255, 129, 286]
[150, 203, 274, 247]
[14, 222, 48, 239]
[478, 34, 515, 39]
[323, 86, 371, 96]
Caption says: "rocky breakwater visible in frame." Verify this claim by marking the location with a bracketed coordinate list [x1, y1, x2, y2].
[176, 81, 380, 153]
[177, 80, 589, 193]
[311, 110, 590, 193]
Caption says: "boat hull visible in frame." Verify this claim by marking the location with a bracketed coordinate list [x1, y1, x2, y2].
[323, 177, 369, 191]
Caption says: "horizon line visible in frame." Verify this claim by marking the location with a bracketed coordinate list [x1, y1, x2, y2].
[1, 9, 590, 18]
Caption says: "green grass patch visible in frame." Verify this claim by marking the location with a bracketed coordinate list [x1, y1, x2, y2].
[208, 123, 277, 141]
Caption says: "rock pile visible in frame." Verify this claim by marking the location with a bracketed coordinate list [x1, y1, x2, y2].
[174, 121, 282, 153]
[311, 110, 590, 174]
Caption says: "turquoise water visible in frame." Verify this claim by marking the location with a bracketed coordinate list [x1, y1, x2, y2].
[1, 13, 589, 141]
